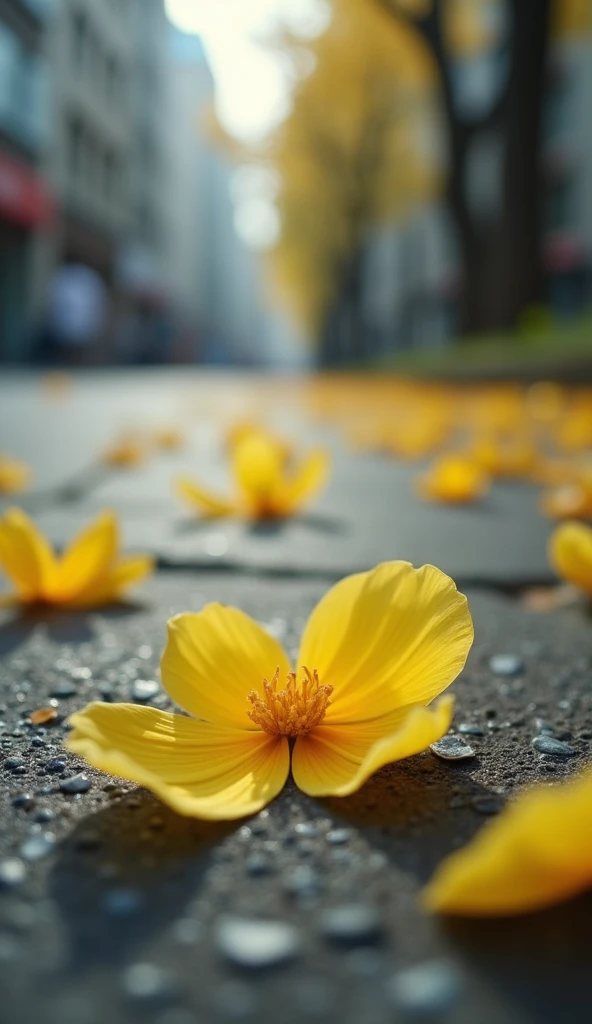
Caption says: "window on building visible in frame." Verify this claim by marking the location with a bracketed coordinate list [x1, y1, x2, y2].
[67, 117, 83, 181]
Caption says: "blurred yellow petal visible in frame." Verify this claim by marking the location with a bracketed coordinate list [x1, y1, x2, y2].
[0, 455, 30, 495]
[66, 702, 289, 820]
[161, 605, 292, 728]
[298, 562, 473, 724]
[232, 433, 284, 514]
[274, 449, 330, 515]
[423, 769, 592, 916]
[292, 695, 453, 797]
[176, 477, 237, 518]
[102, 436, 147, 467]
[540, 483, 592, 520]
[416, 455, 488, 504]
[0, 508, 57, 599]
[52, 511, 118, 601]
[548, 521, 592, 594]
[68, 554, 155, 607]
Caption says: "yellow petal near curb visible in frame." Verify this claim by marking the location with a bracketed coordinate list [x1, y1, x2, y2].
[423, 769, 592, 916]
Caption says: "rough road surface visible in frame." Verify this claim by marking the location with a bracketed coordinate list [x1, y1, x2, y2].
[1, 372, 591, 1024]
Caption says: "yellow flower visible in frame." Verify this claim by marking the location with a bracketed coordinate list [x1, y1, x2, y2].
[0, 508, 154, 607]
[549, 520, 592, 595]
[423, 769, 592, 917]
[0, 455, 30, 495]
[416, 455, 489, 505]
[176, 431, 330, 520]
[101, 435, 147, 468]
[66, 561, 473, 820]
[540, 471, 592, 520]
[154, 427, 184, 451]
[470, 435, 538, 479]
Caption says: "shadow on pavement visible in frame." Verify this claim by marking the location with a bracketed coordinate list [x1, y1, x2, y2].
[443, 892, 592, 1024]
[0, 600, 145, 657]
[51, 790, 236, 972]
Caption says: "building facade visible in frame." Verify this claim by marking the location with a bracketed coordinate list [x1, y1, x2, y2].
[0, 0, 53, 359]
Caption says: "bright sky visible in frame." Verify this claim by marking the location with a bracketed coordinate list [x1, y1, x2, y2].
[165, 0, 329, 143]
[165, 0, 329, 250]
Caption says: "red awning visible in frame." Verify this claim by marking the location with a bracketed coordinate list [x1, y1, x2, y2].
[0, 148, 54, 228]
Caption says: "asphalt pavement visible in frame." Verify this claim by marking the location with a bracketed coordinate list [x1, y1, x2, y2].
[0, 370, 590, 1024]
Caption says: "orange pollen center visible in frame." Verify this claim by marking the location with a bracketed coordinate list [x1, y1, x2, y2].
[247, 667, 333, 737]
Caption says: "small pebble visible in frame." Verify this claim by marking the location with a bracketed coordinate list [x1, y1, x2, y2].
[326, 828, 351, 846]
[283, 865, 322, 901]
[0, 858, 26, 889]
[293, 822, 319, 838]
[387, 960, 463, 1016]
[532, 735, 576, 757]
[489, 655, 523, 677]
[430, 736, 475, 762]
[33, 807, 55, 823]
[131, 680, 160, 703]
[216, 916, 301, 969]
[103, 888, 144, 916]
[318, 904, 383, 947]
[50, 681, 77, 698]
[472, 796, 503, 816]
[45, 757, 68, 774]
[122, 962, 176, 1002]
[60, 773, 92, 794]
[534, 719, 555, 736]
[11, 793, 35, 810]
[245, 853, 272, 877]
[4, 757, 25, 770]
[457, 723, 484, 737]
[20, 832, 56, 861]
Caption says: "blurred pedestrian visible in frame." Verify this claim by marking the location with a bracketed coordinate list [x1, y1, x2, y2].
[40, 263, 108, 364]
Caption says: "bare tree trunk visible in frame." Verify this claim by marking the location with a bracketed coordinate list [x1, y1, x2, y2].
[375, 0, 552, 335]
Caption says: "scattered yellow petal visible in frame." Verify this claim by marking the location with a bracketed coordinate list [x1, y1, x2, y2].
[416, 455, 489, 504]
[423, 769, 592, 916]
[0, 455, 31, 495]
[101, 436, 147, 468]
[548, 520, 592, 595]
[176, 431, 330, 521]
[0, 508, 152, 607]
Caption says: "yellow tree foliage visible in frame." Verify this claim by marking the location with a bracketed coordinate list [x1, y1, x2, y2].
[263, 0, 440, 337]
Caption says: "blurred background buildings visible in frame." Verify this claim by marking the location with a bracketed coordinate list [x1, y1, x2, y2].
[0, 0, 590, 369]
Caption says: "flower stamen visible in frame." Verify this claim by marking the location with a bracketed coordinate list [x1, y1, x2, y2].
[247, 666, 333, 737]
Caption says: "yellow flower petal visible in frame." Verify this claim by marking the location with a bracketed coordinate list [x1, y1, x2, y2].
[52, 511, 118, 601]
[232, 433, 284, 514]
[292, 695, 454, 797]
[176, 477, 237, 518]
[422, 768, 592, 916]
[0, 508, 57, 600]
[298, 562, 473, 724]
[0, 455, 30, 494]
[68, 554, 155, 607]
[548, 521, 592, 595]
[161, 605, 292, 728]
[274, 449, 330, 515]
[66, 702, 289, 820]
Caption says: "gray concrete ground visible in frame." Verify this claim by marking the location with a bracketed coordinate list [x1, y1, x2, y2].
[0, 372, 591, 1024]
